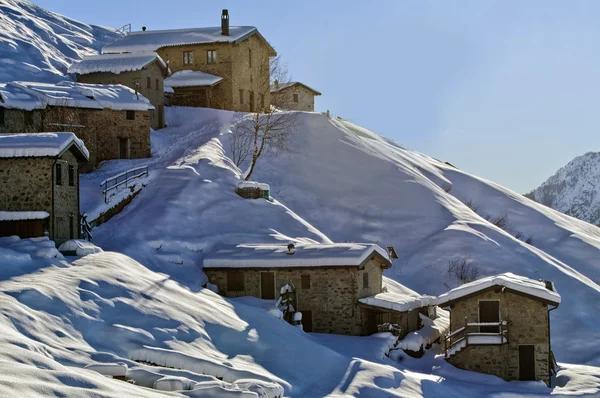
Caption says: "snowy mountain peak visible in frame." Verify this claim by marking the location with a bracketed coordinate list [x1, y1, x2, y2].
[526, 151, 600, 226]
[0, 0, 122, 83]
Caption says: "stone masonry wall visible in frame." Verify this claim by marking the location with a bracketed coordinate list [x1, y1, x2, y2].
[272, 85, 316, 112]
[52, 149, 80, 245]
[448, 289, 551, 385]
[76, 61, 165, 129]
[0, 158, 53, 217]
[0, 108, 44, 134]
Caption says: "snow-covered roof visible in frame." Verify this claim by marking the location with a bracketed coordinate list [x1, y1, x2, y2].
[0, 132, 89, 160]
[67, 52, 167, 75]
[164, 70, 223, 88]
[237, 181, 270, 191]
[0, 211, 49, 221]
[103, 26, 276, 55]
[437, 272, 561, 306]
[270, 82, 322, 96]
[359, 277, 436, 312]
[203, 243, 392, 269]
[164, 86, 174, 94]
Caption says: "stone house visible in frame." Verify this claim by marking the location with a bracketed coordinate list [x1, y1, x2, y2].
[68, 52, 169, 130]
[164, 70, 223, 108]
[0, 133, 89, 245]
[103, 10, 277, 113]
[270, 81, 321, 112]
[0, 81, 154, 169]
[437, 273, 561, 386]
[204, 242, 438, 338]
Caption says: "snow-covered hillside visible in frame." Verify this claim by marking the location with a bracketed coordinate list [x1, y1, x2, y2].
[0, 0, 121, 82]
[526, 152, 600, 226]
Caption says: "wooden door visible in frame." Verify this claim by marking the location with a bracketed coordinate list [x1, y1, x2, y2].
[302, 310, 313, 332]
[519, 345, 536, 381]
[119, 138, 129, 159]
[260, 272, 275, 299]
[479, 301, 500, 333]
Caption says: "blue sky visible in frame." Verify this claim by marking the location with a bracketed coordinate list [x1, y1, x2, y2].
[36, 0, 600, 193]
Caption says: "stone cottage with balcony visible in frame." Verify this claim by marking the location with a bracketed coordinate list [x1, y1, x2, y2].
[0, 81, 154, 169]
[103, 10, 277, 113]
[0, 133, 89, 245]
[203, 242, 440, 337]
[270, 81, 321, 112]
[437, 273, 561, 386]
[68, 52, 169, 130]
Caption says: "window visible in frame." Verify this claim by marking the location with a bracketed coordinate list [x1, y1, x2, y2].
[301, 275, 311, 289]
[249, 91, 255, 112]
[0, 106, 5, 125]
[55, 163, 62, 186]
[126, 110, 135, 120]
[363, 272, 369, 288]
[207, 50, 217, 64]
[146, 77, 151, 89]
[293, 93, 299, 103]
[239, 89, 244, 104]
[260, 94, 265, 110]
[69, 214, 74, 239]
[183, 51, 194, 65]
[227, 270, 245, 291]
[68, 165, 75, 186]
[155, 78, 159, 91]
[248, 49, 252, 67]
[24, 110, 34, 126]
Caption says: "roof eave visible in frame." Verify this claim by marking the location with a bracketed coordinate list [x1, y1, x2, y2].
[437, 284, 561, 308]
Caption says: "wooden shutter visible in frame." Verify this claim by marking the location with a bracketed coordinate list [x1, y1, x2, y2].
[301, 275, 311, 289]
[479, 301, 500, 333]
[260, 272, 275, 299]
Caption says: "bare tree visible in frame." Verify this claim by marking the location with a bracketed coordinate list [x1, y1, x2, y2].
[228, 54, 299, 180]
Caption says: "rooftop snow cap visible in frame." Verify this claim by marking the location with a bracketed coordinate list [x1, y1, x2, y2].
[221, 9, 229, 36]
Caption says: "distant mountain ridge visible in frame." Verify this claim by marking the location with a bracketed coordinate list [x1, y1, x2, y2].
[0, 0, 122, 83]
[526, 151, 600, 226]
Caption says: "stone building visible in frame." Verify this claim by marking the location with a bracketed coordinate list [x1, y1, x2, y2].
[437, 273, 561, 386]
[270, 81, 321, 112]
[68, 52, 169, 130]
[103, 10, 276, 112]
[0, 133, 89, 245]
[0, 81, 154, 169]
[164, 70, 223, 108]
[204, 242, 440, 338]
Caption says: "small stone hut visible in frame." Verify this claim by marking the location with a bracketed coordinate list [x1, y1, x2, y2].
[0, 133, 89, 245]
[235, 181, 270, 200]
[164, 70, 224, 108]
[0, 81, 154, 169]
[270, 81, 321, 112]
[68, 52, 169, 130]
[437, 273, 561, 386]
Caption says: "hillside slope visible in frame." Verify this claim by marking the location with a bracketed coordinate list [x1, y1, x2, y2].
[0, 0, 121, 82]
[84, 107, 600, 368]
[526, 152, 600, 226]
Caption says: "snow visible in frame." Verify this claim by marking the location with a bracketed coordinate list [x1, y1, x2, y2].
[0, 0, 122, 83]
[238, 181, 270, 191]
[84, 363, 127, 377]
[67, 52, 167, 75]
[203, 242, 391, 268]
[0, 211, 49, 221]
[164, 70, 223, 88]
[359, 291, 436, 313]
[58, 239, 103, 256]
[2, 81, 154, 111]
[437, 272, 561, 306]
[0, 132, 89, 159]
[103, 26, 262, 54]
[164, 85, 174, 93]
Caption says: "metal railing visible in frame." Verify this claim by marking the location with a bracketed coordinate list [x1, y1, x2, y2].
[101, 166, 148, 203]
[444, 318, 508, 358]
[116, 23, 132, 35]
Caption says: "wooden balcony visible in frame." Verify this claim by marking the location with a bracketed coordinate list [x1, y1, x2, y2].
[444, 318, 508, 359]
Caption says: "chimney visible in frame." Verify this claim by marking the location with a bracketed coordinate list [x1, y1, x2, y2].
[274, 79, 279, 89]
[287, 243, 295, 255]
[142, 26, 147, 32]
[221, 9, 229, 36]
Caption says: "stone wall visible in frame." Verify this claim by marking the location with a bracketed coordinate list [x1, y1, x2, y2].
[205, 260, 385, 336]
[75, 61, 165, 130]
[170, 85, 223, 109]
[272, 84, 317, 112]
[157, 33, 272, 112]
[52, 149, 80, 245]
[447, 289, 551, 385]
[0, 108, 43, 134]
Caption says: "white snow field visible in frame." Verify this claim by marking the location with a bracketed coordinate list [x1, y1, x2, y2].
[0, 0, 121, 83]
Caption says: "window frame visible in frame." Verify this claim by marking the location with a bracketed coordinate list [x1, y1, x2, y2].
[363, 272, 369, 289]
[239, 89, 244, 105]
[155, 78, 159, 91]
[146, 76, 151, 89]
[227, 270, 245, 292]
[55, 163, 62, 186]
[183, 51, 194, 65]
[126, 110, 135, 120]
[206, 50, 217, 64]
[68, 165, 75, 187]
[249, 48, 252, 67]
[301, 275, 311, 289]
[293, 93, 299, 103]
